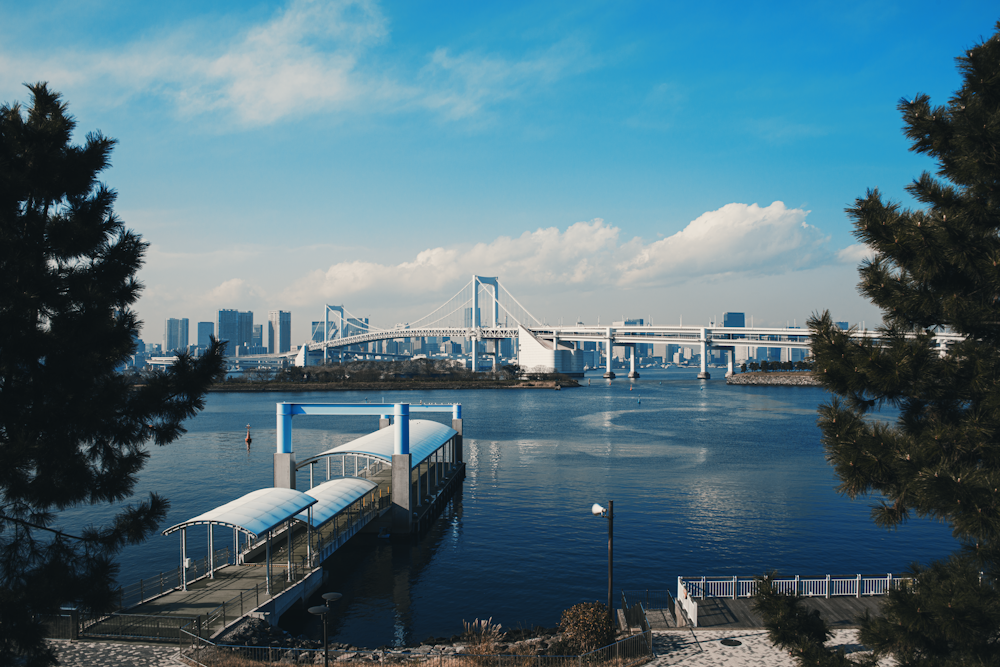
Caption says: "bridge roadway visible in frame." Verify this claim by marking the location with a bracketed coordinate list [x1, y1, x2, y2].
[247, 323, 962, 380]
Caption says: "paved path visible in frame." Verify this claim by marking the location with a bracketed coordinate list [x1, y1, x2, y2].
[47, 640, 185, 667]
[649, 629, 894, 666]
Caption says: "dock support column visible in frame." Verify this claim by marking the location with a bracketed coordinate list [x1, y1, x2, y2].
[274, 403, 296, 489]
[697, 328, 711, 379]
[392, 403, 413, 534]
[181, 527, 188, 591]
[603, 329, 615, 379]
[452, 405, 463, 466]
[379, 414, 391, 430]
[266, 532, 272, 594]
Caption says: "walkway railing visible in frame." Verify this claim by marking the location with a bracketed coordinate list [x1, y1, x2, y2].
[675, 573, 912, 627]
[75, 547, 233, 641]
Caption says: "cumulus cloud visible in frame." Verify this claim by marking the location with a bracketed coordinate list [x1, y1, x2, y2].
[0, 0, 592, 127]
[280, 201, 830, 306]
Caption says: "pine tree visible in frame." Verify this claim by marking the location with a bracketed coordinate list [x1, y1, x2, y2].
[0, 84, 225, 666]
[755, 22, 1000, 666]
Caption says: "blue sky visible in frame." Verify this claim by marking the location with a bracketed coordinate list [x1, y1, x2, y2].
[2, 1, 997, 345]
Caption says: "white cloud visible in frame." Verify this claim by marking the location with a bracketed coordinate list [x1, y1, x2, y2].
[279, 202, 829, 308]
[835, 243, 875, 265]
[0, 0, 592, 127]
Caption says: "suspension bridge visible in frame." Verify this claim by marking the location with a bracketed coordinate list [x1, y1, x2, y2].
[269, 275, 962, 380]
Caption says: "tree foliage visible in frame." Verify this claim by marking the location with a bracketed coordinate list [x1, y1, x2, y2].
[0, 84, 225, 666]
[754, 23, 1000, 667]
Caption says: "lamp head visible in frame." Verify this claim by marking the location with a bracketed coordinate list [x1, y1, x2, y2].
[308, 606, 329, 616]
[591, 503, 606, 517]
[322, 592, 343, 603]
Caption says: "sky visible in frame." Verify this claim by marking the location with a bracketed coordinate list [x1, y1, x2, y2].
[2, 1, 998, 346]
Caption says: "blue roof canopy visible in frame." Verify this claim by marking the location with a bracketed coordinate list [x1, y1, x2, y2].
[298, 478, 379, 527]
[162, 488, 317, 538]
[298, 419, 456, 470]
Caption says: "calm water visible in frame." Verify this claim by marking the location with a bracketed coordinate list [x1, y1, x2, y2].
[57, 368, 957, 646]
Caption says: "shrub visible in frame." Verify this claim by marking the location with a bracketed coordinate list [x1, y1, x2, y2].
[462, 617, 505, 657]
[559, 602, 614, 654]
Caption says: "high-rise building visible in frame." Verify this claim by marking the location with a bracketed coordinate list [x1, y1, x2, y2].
[218, 309, 253, 355]
[164, 318, 189, 353]
[724, 312, 746, 328]
[252, 324, 263, 351]
[197, 321, 214, 348]
[268, 310, 291, 354]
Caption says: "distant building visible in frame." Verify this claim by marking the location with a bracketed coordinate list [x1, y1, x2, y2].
[164, 318, 189, 353]
[218, 309, 253, 355]
[197, 321, 214, 348]
[724, 312, 745, 328]
[252, 324, 263, 352]
[835, 321, 849, 331]
[613, 318, 650, 357]
[268, 310, 291, 354]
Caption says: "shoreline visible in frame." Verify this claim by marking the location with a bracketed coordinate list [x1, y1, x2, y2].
[726, 371, 819, 387]
[205, 379, 578, 392]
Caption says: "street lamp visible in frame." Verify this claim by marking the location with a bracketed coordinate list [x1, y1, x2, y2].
[591, 501, 613, 624]
[308, 605, 330, 667]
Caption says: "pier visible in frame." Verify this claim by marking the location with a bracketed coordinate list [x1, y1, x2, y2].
[63, 402, 465, 643]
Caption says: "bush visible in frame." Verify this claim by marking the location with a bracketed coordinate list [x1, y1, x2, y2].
[559, 602, 614, 654]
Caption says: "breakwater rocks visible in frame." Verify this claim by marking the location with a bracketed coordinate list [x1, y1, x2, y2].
[216, 618, 567, 661]
[726, 372, 819, 387]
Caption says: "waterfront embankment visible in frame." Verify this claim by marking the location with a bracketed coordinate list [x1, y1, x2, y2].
[205, 379, 577, 392]
[726, 372, 819, 387]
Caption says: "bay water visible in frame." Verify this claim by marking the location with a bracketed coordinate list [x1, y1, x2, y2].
[58, 368, 957, 647]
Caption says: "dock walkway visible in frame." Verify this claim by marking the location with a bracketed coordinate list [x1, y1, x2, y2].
[693, 596, 882, 629]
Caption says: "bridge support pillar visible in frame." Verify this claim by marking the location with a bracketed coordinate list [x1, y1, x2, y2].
[603, 331, 615, 379]
[726, 349, 734, 377]
[628, 346, 640, 378]
[697, 328, 711, 380]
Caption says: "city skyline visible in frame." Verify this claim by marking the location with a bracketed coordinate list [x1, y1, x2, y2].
[2, 2, 995, 344]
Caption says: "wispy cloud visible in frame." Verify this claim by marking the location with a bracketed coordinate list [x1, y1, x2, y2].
[0, 0, 594, 127]
[835, 243, 874, 265]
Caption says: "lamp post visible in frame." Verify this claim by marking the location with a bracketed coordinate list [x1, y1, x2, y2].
[308, 605, 329, 667]
[591, 500, 613, 624]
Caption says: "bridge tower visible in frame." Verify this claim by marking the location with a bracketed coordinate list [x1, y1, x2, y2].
[324, 305, 345, 365]
[471, 276, 502, 370]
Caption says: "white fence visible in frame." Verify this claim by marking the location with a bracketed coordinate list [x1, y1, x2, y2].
[675, 574, 911, 627]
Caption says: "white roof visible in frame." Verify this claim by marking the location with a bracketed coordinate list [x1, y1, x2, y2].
[306, 419, 456, 469]
[298, 478, 379, 527]
[162, 487, 317, 538]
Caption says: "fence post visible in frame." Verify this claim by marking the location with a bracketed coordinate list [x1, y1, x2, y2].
[222, 601, 226, 630]
[856, 574, 862, 598]
[732, 576, 737, 599]
[701, 576, 706, 599]
[794, 575, 799, 597]
[825, 574, 831, 599]
[887, 573, 892, 594]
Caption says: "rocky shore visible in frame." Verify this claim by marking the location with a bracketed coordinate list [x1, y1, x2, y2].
[726, 372, 819, 387]
[216, 618, 568, 659]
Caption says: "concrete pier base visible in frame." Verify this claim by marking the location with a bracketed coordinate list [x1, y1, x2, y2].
[273, 453, 296, 489]
[697, 371, 711, 380]
[603, 371, 616, 379]
[628, 371, 640, 378]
